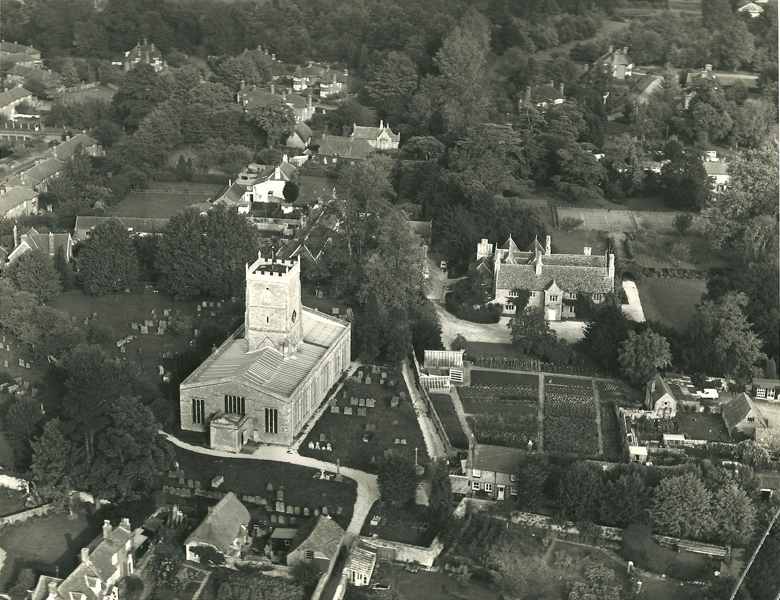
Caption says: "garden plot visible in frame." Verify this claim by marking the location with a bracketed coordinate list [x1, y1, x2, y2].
[543, 382, 599, 456]
[300, 364, 428, 471]
[430, 393, 468, 450]
[460, 385, 539, 449]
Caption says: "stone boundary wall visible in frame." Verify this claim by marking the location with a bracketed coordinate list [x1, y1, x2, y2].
[409, 352, 455, 457]
[0, 502, 55, 528]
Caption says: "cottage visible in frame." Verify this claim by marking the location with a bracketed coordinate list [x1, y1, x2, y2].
[179, 254, 351, 449]
[185, 492, 251, 564]
[702, 150, 729, 193]
[286, 122, 313, 150]
[316, 134, 374, 164]
[722, 393, 766, 438]
[0, 185, 37, 218]
[644, 373, 679, 419]
[351, 121, 400, 151]
[0, 85, 33, 121]
[237, 83, 315, 123]
[344, 546, 377, 587]
[19, 157, 63, 192]
[287, 516, 345, 570]
[74, 216, 170, 242]
[477, 235, 615, 320]
[53, 133, 102, 160]
[124, 39, 166, 72]
[4, 225, 73, 266]
[466, 444, 522, 501]
[30, 518, 137, 600]
[292, 62, 348, 98]
[596, 46, 633, 80]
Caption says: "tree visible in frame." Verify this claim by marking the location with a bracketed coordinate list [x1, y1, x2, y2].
[30, 419, 75, 503]
[660, 148, 711, 210]
[156, 207, 261, 299]
[451, 334, 467, 351]
[377, 454, 417, 506]
[77, 220, 140, 295]
[711, 19, 755, 71]
[6, 250, 62, 302]
[735, 440, 771, 468]
[652, 473, 714, 540]
[247, 100, 295, 147]
[364, 51, 419, 118]
[673, 213, 694, 235]
[427, 461, 453, 530]
[568, 565, 622, 600]
[5, 397, 43, 470]
[291, 559, 322, 595]
[618, 329, 672, 386]
[685, 292, 766, 382]
[711, 483, 756, 546]
[55, 245, 76, 290]
[510, 307, 553, 354]
[111, 64, 171, 130]
[599, 470, 650, 528]
[579, 303, 632, 374]
[515, 456, 548, 511]
[557, 463, 604, 523]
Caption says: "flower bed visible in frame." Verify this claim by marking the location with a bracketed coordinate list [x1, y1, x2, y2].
[459, 386, 538, 413]
[543, 415, 599, 456]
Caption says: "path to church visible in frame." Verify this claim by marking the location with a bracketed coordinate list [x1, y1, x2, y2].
[401, 360, 447, 460]
[163, 434, 379, 537]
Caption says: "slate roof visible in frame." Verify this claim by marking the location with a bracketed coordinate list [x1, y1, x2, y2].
[186, 492, 250, 555]
[216, 181, 248, 206]
[471, 444, 523, 475]
[0, 186, 36, 216]
[54, 133, 98, 161]
[346, 546, 377, 578]
[647, 373, 676, 406]
[292, 516, 344, 560]
[74, 216, 170, 240]
[294, 122, 312, 140]
[15, 227, 71, 257]
[722, 394, 758, 432]
[22, 157, 63, 187]
[0, 85, 32, 106]
[495, 262, 613, 294]
[318, 135, 373, 160]
[181, 308, 348, 399]
[352, 125, 400, 142]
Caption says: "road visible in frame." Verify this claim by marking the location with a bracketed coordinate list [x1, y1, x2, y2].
[621, 280, 646, 322]
[163, 433, 378, 536]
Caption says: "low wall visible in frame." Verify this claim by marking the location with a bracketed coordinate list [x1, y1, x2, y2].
[408, 353, 454, 456]
[0, 503, 55, 528]
[359, 535, 443, 569]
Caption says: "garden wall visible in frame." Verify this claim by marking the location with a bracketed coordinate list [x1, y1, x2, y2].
[0, 502, 55, 528]
[359, 535, 444, 569]
[408, 353, 455, 457]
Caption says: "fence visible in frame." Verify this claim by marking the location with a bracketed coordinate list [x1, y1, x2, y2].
[468, 355, 606, 378]
[0, 502, 55, 528]
[409, 352, 455, 457]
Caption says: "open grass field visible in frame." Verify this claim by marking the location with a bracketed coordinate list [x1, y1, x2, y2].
[429, 393, 468, 450]
[170, 444, 356, 529]
[549, 229, 609, 255]
[627, 231, 726, 271]
[0, 510, 99, 584]
[300, 365, 428, 472]
[638, 277, 706, 331]
[109, 182, 223, 218]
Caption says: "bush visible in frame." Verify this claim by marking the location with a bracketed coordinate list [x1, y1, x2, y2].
[559, 216, 584, 231]
[673, 212, 694, 235]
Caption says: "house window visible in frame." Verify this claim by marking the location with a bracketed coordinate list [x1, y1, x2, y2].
[508, 290, 518, 298]
[484, 482, 493, 493]
[510, 486, 518, 496]
[304, 550, 314, 561]
[747, 417, 755, 423]
[471, 481, 481, 491]
[471, 469, 481, 478]
[592, 293, 604, 303]
[549, 295, 559, 302]
[530, 291, 537, 298]
[192, 398, 204, 424]
[504, 304, 514, 311]
[224, 395, 245, 415]
[264, 408, 278, 434]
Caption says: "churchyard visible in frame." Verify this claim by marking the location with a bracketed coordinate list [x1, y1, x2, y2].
[299, 365, 428, 472]
[167, 445, 357, 531]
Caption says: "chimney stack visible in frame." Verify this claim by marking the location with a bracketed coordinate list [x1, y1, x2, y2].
[81, 548, 90, 564]
[13, 223, 18, 248]
[535, 252, 542, 276]
[120, 517, 131, 530]
[380, 119, 384, 129]
[608, 253, 615, 279]
[583, 246, 592, 256]
[270, 83, 275, 95]
[49, 231, 54, 255]
[559, 82, 565, 95]
[608, 45, 614, 54]
[102, 519, 112, 538]
[704, 64, 713, 72]
[545, 235, 551, 255]
[623, 46, 629, 55]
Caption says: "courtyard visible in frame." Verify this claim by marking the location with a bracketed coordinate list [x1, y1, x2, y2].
[299, 365, 428, 472]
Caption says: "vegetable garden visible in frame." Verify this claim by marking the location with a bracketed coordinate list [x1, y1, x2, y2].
[543, 382, 599, 456]
[430, 393, 469, 450]
[459, 385, 540, 449]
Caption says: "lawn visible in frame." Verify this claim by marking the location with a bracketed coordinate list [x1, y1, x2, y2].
[676, 412, 730, 442]
[361, 501, 437, 547]
[365, 563, 502, 600]
[470, 370, 539, 387]
[108, 182, 223, 218]
[299, 365, 428, 472]
[628, 231, 727, 271]
[0, 509, 99, 584]
[638, 277, 706, 331]
[0, 488, 27, 516]
[170, 444, 357, 530]
[429, 394, 468, 450]
[549, 229, 608, 255]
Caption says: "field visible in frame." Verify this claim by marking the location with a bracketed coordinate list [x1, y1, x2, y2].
[108, 182, 224, 218]
[543, 379, 599, 456]
[459, 376, 540, 449]
[638, 277, 706, 331]
[299, 365, 428, 472]
[170, 445, 357, 529]
[0, 510, 99, 585]
[429, 393, 468, 450]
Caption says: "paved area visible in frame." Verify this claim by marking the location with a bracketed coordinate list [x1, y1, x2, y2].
[621, 280, 646, 322]
[549, 320, 586, 342]
[163, 433, 379, 536]
[435, 303, 512, 347]
[401, 360, 447, 460]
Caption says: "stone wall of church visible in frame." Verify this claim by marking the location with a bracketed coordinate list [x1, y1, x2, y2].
[245, 261, 303, 353]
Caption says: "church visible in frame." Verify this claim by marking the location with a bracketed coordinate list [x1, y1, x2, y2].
[179, 254, 351, 451]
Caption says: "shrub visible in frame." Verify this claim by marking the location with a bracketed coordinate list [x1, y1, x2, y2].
[559, 216, 584, 231]
[673, 212, 694, 235]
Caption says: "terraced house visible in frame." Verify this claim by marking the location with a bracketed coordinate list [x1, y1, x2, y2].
[180, 254, 351, 450]
[476, 235, 615, 320]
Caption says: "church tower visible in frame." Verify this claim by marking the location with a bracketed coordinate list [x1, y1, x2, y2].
[244, 253, 303, 355]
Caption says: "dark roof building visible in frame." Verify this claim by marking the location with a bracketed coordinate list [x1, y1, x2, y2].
[287, 516, 344, 569]
[74, 216, 170, 241]
[316, 135, 374, 162]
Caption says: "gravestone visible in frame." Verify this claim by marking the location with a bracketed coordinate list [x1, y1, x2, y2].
[286, 505, 294, 515]
[266, 482, 274, 492]
[337, 505, 343, 515]
[319, 433, 327, 442]
[391, 397, 400, 408]
[366, 398, 376, 408]
[303, 507, 310, 517]
[313, 508, 320, 517]
[358, 398, 365, 407]
[276, 500, 285, 513]
[365, 376, 372, 385]
[400, 438, 407, 445]
[140, 325, 148, 335]
[325, 442, 332, 451]
[294, 506, 301, 516]
[308, 441, 315, 450]
[394, 438, 400, 445]
[357, 407, 366, 416]
[330, 405, 340, 414]
[343, 407, 353, 415]
[278, 515, 287, 526]
[350, 397, 358, 406]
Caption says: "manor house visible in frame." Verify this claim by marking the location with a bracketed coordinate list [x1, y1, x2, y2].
[477, 235, 615, 320]
[179, 254, 351, 450]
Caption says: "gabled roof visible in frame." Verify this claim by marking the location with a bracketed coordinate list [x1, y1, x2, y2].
[185, 492, 250, 554]
[703, 160, 729, 177]
[10, 228, 72, 261]
[294, 122, 312, 141]
[22, 157, 63, 187]
[0, 186, 37, 216]
[647, 373, 676, 406]
[495, 262, 613, 294]
[216, 181, 248, 206]
[722, 394, 760, 432]
[0, 85, 32, 106]
[54, 134, 98, 161]
[181, 308, 348, 399]
[471, 444, 523, 475]
[352, 124, 400, 143]
[346, 546, 377, 577]
[292, 516, 344, 560]
[317, 135, 374, 160]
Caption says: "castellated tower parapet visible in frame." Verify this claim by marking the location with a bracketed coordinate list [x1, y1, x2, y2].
[244, 252, 303, 355]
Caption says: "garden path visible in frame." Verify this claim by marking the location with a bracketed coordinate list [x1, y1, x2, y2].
[592, 380, 605, 456]
[162, 434, 379, 536]
[401, 360, 447, 460]
[448, 387, 476, 449]
[537, 373, 545, 451]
